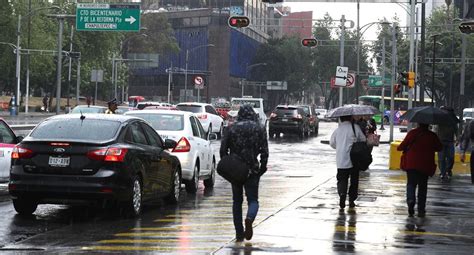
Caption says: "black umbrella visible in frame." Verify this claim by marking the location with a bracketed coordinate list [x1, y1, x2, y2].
[400, 106, 459, 125]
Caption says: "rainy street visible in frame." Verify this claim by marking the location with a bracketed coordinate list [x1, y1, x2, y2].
[0, 122, 474, 254]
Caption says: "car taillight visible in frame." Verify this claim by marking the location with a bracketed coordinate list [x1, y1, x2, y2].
[292, 114, 303, 121]
[11, 146, 34, 159]
[172, 137, 191, 153]
[270, 113, 277, 119]
[87, 147, 128, 162]
[197, 114, 208, 120]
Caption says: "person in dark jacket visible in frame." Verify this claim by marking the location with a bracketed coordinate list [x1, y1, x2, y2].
[397, 123, 442, 217]
[436, 106, 458, 180]
[220, 104, 269, 242]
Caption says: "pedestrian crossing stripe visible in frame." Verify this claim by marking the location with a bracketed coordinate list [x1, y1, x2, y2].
[132, 224, 233, 230]
[82, 246, 216, 251]
[164, 213, 271, 218]
[98, 239, 229, 244]
[115, 232, 234, 237]
[129, 226, 234, 231]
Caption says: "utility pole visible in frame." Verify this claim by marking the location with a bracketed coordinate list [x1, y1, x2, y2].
[66, 25, 74, 112]
[389, 24, 398, 143]
[55, 16, 64, 115]
[380, 37, 386, 130]
[339, 15, 346, 107]
[420, 1, 426, 104]
[459, 0, 469, 126]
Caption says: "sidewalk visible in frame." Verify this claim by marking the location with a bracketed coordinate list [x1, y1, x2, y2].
[214, 143, 474, 254]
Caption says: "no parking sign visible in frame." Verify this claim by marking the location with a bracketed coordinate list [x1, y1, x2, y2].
[194, 75, 204, 89]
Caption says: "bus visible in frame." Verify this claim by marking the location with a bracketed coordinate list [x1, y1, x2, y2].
[358, 95, 432, 125]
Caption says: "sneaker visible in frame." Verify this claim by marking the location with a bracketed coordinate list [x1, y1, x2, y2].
[244, 218, 253, 241]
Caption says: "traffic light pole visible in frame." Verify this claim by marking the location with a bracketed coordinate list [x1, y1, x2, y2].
[380, 37, 386, 130]
[389, 24, 397, 143]
[407, 0, 416, 130]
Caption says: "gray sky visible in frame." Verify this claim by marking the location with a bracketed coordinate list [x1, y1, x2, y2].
[283, 2, 409, 40]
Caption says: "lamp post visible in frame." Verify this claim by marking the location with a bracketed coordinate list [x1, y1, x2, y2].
[184, 44, 214, 102]
[356, 21, 391, 104]
[243, 63, 267, 97]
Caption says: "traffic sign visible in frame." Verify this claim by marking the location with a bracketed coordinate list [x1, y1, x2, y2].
[346, 73, 355, 87]
[335, 66, 348, 87]
[194, 75, 204, 89]
[76, 3, 141, 32]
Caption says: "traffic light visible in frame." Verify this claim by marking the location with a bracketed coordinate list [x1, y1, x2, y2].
[398, 72, 409, 86]
[394, 84, 401, 95]
[459, 20, 474, 34]
[301, 38, 318, 48]
[228, 16, 250, 28]
[408, 71, 415, 88]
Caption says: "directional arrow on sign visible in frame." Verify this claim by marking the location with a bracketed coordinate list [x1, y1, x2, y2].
[125, 16, 136, 24]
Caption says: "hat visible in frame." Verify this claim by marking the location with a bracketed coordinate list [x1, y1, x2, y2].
[107, 98, 117, 105]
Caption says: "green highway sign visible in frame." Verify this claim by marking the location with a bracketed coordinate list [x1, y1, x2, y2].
[368, 75, 391, 87]
[76, 3, 141, 32]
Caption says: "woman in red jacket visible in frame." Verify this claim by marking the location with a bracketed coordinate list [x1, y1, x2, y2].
[397, 123, 442, 217]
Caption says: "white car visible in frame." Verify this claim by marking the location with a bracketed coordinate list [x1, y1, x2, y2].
[314, 108, 329, 121]
[176, 103, 224, 138]
[0, 119, 23, 180]
[230, 97, 267, 128]
[125, 109, 217, 193]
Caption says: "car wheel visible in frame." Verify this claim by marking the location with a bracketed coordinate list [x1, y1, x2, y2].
[314, 125, 319, 136]
[126, 175, 143, 217]
[298, 127, 305, 138]
[166, 169, 181, 204]
[185, 164, 200, 193]
[13, 198, 38, 215]
[204, 159, 216, 189]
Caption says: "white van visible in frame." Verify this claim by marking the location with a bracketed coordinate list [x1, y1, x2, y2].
[463, 108, 474, 123]
[228, 97, 267, 128]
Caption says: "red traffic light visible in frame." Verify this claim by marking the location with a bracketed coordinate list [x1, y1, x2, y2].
[301, 38, 318, 48]
[459, 21, 474, 34]
[228, 16, 250, 28]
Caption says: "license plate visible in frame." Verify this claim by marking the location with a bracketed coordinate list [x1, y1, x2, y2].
[282, 118, 288, 122]
[49, 156, 70, 167]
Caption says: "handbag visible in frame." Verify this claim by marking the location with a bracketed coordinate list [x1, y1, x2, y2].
[367, 133, 381, 146]
[217, 154, 250, 185]
[350, 123, 373, 171]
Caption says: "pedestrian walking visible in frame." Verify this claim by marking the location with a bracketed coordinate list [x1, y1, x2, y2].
[105, 98, 118, 114]
[330, 115, 366, 210]
[220, 104, 269, 242]
[436, 106, 458, 180]
[397, 123, 442, 217]
[42, 95, 49, 112]
[460, 119, 474, 184]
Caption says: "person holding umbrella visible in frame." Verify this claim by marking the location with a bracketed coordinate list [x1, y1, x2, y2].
[435, 106, 459, 180]
[397, 122, 442, 217]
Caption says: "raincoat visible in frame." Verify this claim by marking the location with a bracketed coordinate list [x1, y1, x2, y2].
[220, 105, 269, 175]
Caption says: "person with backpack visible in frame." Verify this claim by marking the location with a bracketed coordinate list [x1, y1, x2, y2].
[460, 119, 474, 184]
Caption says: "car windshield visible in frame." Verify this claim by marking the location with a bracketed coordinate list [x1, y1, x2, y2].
[30, 118, 121, 141]
[127, 113, 184, 131]
[71, 106, 105, 114]
[231, 100, 260, 108]
[300, 106, 310, 115]
[176, 105, 202, 113]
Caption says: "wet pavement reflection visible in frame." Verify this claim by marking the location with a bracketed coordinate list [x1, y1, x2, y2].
[0, 122, 474, 254]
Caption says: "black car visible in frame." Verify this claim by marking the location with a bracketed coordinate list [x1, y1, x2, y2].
[298, 105, 320, 136]
[268, 105, 310, 138]
[9, 114, 181, 217]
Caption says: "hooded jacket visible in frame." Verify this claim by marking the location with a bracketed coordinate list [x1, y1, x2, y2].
[220, 105, 269, 175]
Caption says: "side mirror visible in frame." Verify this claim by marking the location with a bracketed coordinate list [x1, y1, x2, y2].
[164, 139, 177, 149]
[208, 133, 218, 141]
[16, 136, 24, 143]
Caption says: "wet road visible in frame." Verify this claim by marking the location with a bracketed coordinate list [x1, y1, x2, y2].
[0, 122, 474, 254]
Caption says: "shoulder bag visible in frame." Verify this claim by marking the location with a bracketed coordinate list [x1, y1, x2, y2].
[217, 154, 250, 185]
[350, 123, 373, 171]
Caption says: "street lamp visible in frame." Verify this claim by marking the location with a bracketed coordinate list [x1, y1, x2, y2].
[184, 44, 214, 102]
[356, 21, 391, 103]
[242, 63, 267, 97]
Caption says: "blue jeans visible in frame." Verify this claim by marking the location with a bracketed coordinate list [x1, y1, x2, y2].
[438, 142, 454, 176]
[231, 174, 260, 236]
[406, 170, 429, 213]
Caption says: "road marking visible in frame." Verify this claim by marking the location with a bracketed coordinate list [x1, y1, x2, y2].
[401, 230, 473, 238]
[132, 224, 233, 230]
[82, 246, 215, 251]
[115, 232, 234, 237]
[98, 239, 229, 244]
